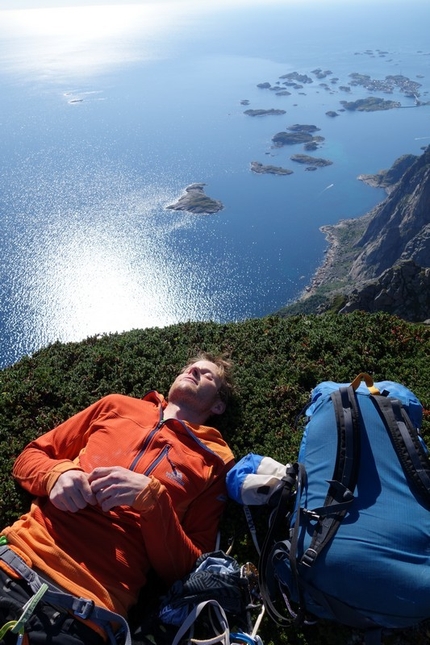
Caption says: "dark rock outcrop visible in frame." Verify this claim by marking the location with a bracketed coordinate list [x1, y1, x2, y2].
[350, 147, 430, 280]
[358, 154, 417, 193]
[340, 261, 430, 321]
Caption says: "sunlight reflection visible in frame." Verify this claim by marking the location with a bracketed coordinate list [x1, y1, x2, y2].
[0, 4, 190, 79]
[7, 162, 232, 353]
[23, 219, 223, 346]
[32, 231, 174, 340]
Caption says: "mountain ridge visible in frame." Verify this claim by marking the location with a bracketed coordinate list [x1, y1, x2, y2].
[280, 145, 430, 322]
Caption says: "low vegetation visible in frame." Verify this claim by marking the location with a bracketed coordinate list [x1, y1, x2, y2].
[1, 312, 429, 644]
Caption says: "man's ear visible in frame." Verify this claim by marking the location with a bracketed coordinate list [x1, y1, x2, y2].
[210, 398, 226, 416]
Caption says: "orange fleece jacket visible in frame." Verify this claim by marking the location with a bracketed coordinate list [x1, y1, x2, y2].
[2, 392, 235, 618]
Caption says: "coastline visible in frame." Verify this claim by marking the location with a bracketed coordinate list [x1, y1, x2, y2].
[300, 211, 374, 300]
[302, 224, 339, 298]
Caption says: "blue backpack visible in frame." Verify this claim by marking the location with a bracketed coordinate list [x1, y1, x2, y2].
[227, 373, 430, 645]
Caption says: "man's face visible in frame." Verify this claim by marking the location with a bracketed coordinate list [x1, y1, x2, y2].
[168, 360, 225, 418]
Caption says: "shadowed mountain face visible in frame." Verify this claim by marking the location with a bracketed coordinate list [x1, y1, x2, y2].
[281, 146, 430, 322]
[350, 146, 430, 281]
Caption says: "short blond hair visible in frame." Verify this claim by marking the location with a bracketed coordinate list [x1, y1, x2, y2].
[185, 352, 233, 405]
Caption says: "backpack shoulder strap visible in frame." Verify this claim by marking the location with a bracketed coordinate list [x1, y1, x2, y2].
[371, 393, 430, 504]
[258, 463, 301, 627]
[300, 384, 361, 567]
[258, 385, 362, 625]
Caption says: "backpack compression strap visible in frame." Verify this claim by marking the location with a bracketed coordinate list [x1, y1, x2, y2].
[299, 384, 361, 568]
[0, 545, 132, 645]
[258, 386, 362, 625]
[258, 463, 302, 627]
[371, 394, 430, 504]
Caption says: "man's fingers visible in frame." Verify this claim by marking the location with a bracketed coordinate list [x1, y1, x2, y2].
[88, 466, 150, 509]
[49, 470, 97, 512]
[51, 491, 85, 513]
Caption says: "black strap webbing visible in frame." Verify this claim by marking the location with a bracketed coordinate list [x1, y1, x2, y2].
[371, 395, 430, 504]
[258, 463, 302, 626]
[300, 385, 361, 567]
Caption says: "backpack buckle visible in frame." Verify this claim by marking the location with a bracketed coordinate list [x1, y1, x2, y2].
[301, 548, 318, 568]
[72, 598, 95, 620]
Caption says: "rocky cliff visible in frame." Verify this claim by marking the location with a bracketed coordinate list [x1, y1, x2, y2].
[340, 260, 430, 321]
[350, 146, 430, 281]
[280, 146, 430, 322]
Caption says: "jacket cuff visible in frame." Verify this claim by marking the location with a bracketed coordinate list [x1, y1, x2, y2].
[133, 477, 165, 512]
[44, 463, 85, 495]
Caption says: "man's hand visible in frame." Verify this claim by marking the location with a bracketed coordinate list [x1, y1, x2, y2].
[88, 466, 151, 511]
[49, 470, 97, 512]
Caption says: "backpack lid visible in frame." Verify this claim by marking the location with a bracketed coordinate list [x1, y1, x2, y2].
[226, 453, 287, 505]
[308, 376, 423, 429]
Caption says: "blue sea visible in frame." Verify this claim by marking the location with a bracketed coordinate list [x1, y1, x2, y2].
[1, 0, 429, 368]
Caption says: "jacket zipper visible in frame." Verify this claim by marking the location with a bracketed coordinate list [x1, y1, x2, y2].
[128, 413, 164, 472]
[143, 444, 171, 476]
[128, 403, 225, 473]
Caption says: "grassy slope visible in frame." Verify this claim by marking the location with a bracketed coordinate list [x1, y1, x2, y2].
[1, 312, 429, 645]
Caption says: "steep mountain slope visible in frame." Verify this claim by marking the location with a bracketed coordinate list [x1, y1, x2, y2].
[350, 146, 430, 280]
[280, 146, 430, 322]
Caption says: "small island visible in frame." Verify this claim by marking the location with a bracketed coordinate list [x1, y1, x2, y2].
[340, 97, 401, 111]
[272, 131, 314, 146]
[272, 123, 322, 147]
[279, 71, 313, 84]
[287, 124, 321, 133]
[250, 161, 293, 176]
[290, 154, 333, 167]
[166, 184, 224, 214]
[244, 108, 286, 117]
[311, 68, 333, 79]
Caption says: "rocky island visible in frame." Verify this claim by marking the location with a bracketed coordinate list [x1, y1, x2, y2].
[288, 124, 321, 133]
[290, 154, 333, 168]
[279, 71, 313, 84]
[250, 161, 293, 176]
[166, 184, 223, 214]
[272, 124, 324, 148]
[244, 108, 286, 117]
[272, 131, 314, 146]
[340, 97, 401, 111]
[348, 71, 422, 96]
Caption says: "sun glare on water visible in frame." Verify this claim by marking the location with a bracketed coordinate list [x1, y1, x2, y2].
[0, 4, 189, 79]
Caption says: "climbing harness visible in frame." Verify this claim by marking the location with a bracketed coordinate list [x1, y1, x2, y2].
[0, 543, 131, 645]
